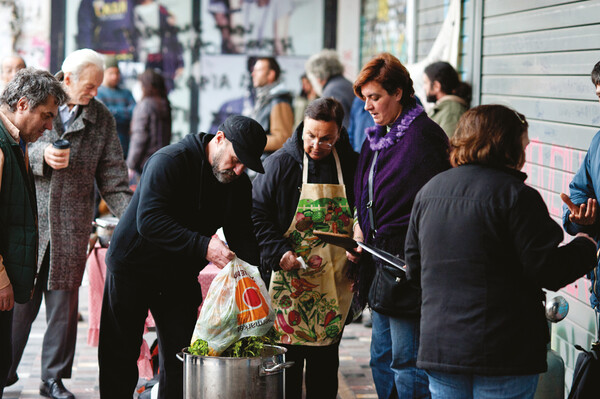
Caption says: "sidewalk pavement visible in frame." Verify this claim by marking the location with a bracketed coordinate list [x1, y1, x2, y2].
[3, 285, 376, 399]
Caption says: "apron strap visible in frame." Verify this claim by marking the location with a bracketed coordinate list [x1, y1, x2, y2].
[302, 152, 309, 183]
[302, 148, 344, 185]
[333, 149, 343, 185]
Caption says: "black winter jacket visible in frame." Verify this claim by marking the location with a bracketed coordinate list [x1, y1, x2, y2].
[107, 133, 260, 281]
[405, 164, 597, 375]
[252, 122, 358, 278]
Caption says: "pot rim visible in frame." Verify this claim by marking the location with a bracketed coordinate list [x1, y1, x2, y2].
[181, 344, 287, 359]
[94, 216, 119, 229]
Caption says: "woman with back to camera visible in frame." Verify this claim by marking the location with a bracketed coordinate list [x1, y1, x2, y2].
[405, 104, 597, 398]
[127, 68, 172, 176]
[348, 52, 450, 398]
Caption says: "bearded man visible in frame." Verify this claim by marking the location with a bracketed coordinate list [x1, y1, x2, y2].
[98, 115, 266, 399]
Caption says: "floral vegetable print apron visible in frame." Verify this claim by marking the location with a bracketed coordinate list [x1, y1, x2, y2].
[270, 149, 353, 346]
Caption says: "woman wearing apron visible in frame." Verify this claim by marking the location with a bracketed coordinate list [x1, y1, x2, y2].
[252, 97, 358, 399]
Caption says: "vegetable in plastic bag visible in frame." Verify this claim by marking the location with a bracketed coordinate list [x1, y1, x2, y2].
[189, 327, 280, 357]
[191, 256, 274, 356]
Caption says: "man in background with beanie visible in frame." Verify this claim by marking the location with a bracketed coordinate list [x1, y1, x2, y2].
[8, 49, 132, 399]
[98, 115, 266, 399]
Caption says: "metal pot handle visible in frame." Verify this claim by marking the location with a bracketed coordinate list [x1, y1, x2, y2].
[176, 352, 184, 362]
[260, 361, 295, 376]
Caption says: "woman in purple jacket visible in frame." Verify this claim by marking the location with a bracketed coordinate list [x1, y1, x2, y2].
[347, 53, 450, 398]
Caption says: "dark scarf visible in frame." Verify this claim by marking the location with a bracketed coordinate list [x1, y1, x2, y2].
[252, 80, 281, 118]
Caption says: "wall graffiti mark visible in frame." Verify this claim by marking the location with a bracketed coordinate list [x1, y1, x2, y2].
[0, 0, 50, 69]
[360, 0, 408, 65]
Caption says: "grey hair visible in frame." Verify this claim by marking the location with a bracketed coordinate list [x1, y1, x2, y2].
[0, 68, 69, 111]
[61, 48, 104, 81]
[305, 49, 345, 81]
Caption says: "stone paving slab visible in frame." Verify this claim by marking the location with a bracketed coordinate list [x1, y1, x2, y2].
[3, 286, 375, 399]
[3, 285, 100, 399]
[338, 310, 376, 399]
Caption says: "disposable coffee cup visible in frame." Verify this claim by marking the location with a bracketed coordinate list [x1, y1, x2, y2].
[52, 139, 70, 150]
[52, 139, 71, 168]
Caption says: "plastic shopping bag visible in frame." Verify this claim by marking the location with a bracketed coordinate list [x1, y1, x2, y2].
[191, 256, 274, 355]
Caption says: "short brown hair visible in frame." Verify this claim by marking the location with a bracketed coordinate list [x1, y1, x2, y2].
[353, 52, 415, 108]
[304, 97, 344, 130]
[450, 105, 528, 169]
[255, 57, 281, 80]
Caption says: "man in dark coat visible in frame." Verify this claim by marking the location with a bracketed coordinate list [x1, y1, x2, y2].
[98, 115, 266, 399]
[0, 68, 67, 397]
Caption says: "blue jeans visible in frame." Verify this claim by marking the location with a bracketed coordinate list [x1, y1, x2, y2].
[427, 370, 539, 399]
[370, 310, 430, 399]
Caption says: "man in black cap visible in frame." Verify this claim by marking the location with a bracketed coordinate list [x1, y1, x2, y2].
[98, 115, 266, 399]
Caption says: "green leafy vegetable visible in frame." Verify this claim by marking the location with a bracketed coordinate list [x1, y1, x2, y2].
[188, 328, 280, 358]
[189, 338, 209, 356]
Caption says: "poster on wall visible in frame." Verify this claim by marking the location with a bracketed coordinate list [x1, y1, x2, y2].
[200, 0, 324, 56]
[62, 0, 325, 137]
[0, 0, 51, 69]
[360, 0, 408, 65]
[198, 54, 306, 133]
[64, 0, 194, 140]
[198, 0, 324, 132]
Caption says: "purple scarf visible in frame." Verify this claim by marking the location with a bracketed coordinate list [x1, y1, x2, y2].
[365, 104, 425, 151]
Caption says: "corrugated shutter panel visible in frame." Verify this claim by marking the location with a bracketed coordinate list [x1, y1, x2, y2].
[416, 0, 449, 61]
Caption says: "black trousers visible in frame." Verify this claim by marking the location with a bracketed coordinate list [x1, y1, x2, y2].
[98, 269, 201, 399]
[0, 308, 13, 398]
[282, 342, 341, 399]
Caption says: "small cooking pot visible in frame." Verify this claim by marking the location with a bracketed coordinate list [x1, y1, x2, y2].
[93, 216, 119, 247]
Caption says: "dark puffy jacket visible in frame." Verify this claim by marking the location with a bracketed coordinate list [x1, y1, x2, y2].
[127, 96, 172, 173]
[252, 122, 358, 280]
[405, 164, 597, 375]
[0, 124, 38, 303]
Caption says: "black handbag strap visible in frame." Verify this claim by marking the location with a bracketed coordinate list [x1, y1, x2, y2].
[367, 151, 379, 239]
[596, 310, 599, 341]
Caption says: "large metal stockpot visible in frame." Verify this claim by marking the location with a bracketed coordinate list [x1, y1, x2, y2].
[177, 345, 293, 399]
